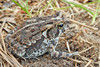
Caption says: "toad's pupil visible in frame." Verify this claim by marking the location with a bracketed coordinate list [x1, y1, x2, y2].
[59, 24, 63, 27]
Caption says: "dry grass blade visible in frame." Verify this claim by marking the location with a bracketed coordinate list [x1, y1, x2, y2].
[0, 49, 23, 67]
[79, 46, 95, 54]
[84, 60, 92, 67]
[99, 44, 100, 67]
[79, 55, 92, 61]
[66, 41, 71, 53]
[69, 19, 98, 31]
[7, 51, 23, 67]
[0, 18, 6, 52]
[66, 57, 85, 63]
[0, 18, 23, 67]
[67, 0, 96, 12]
[0, 49, 13, 66]
[75, 57, 78, 67]
[80, 37, 93, 45]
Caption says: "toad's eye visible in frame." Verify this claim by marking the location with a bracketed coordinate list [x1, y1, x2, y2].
[58, 23, 63, 28]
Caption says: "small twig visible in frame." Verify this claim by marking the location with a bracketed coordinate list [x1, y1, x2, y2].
[80, 37, 93, 45]
[79, 55, 92, 61]
[7, 22, 15, 29]
[90, 53, 97, 59]
[75, 57, 78, 67]
[79, 46, 95, 54]
[84, 60, 92, 67]
[67, 57, 99, 65]
[66, 57, 85, 63]
[66, 41, 71, 53]
[3, 28, 10, 33]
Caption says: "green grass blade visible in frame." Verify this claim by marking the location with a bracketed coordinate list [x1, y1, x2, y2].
[20, 0, 31, 17]
[55, 1, 98, 10]
[25, 0, 31, 17]
[48, 1, 54, 10]
[92, 0, 100, 24]
[26, 0, 28, 11]
[20, 0, 26, 7]
[35, 0, 53, 15]
[54, 5, 76, 10]
[12, 0, 31, 18]
[61, 0, 94, 15]
[82, 0, 98, 5]
[12, 0, 26, 12]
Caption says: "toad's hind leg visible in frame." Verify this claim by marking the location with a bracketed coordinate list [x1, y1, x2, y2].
[48, 39, 79, 58]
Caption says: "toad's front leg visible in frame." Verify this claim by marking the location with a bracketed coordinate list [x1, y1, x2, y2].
[48, 38, 79, 58]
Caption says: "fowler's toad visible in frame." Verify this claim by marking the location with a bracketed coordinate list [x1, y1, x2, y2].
[5, 13, 79, 59]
